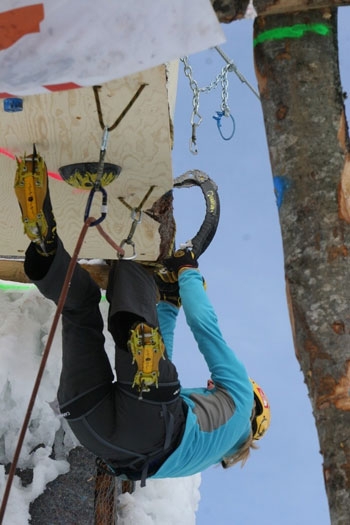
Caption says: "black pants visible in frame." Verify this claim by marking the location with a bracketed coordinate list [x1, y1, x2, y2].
[25, 239, 187, 480]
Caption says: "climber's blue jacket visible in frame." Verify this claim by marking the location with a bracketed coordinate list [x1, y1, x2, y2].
[153, 269, 254, 478]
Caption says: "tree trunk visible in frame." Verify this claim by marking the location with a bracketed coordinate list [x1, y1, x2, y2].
[254, 8, 350, 524]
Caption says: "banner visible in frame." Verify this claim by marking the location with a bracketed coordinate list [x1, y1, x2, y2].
[0, 0, 224, 96]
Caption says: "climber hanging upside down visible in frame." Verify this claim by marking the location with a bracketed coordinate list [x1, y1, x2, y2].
[14, 151, 271, 487]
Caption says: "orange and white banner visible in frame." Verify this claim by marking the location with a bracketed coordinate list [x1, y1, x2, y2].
[0, 0, 224, 97]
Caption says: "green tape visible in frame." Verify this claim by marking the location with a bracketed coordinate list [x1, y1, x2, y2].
[0, 280, 107, 300]
[0, 281, 34, 292]
[254, 23, 331, 47]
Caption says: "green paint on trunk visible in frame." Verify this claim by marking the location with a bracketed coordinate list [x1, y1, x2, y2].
[254, 23, 331, 47]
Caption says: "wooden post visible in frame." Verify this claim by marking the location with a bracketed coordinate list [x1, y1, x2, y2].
[254, 8, 350, 522]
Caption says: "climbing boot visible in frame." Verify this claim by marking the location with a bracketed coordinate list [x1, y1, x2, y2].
[127, 323, 166, 395]
[14, 147, 57, 256]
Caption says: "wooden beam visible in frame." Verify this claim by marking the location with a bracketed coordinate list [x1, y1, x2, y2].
[211, 0, 350, 22]
[0, 192, 172, 290]
[0, 259, 111, 290]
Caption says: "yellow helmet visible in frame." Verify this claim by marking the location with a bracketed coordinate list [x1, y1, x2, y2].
[250, 378, 271, 440]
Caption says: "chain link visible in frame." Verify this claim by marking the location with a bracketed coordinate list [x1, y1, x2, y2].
[180, 56, 231, 154]
[181, 48, 260, 153]
[181, 57, 230, 120]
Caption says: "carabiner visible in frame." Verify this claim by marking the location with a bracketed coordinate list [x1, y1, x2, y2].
[118, 209, 142, 259]
[212, 111, 235, 141]
[119, 238, 137, 260]
[131, 209, 142, 224]
[190, 123, 199, 155]
[84, 185, 108, 226]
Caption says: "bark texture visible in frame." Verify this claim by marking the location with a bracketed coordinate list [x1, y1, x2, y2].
[210, 0, 249, 22]
[254, 9, 350, 524]
[211, 0, 350, 22]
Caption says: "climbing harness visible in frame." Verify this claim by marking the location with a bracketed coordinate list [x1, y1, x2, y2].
[128, 323, 166, 397]
[181, 46, 259, 153]
[118, 185, 155, 259]
[173, 170, 220, 257]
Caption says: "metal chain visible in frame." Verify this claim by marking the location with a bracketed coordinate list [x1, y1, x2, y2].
[181, 56, 231, 153]
[180, 48, 260, 154]
[214, 46, 260, 99]
[181, 57, 230, 119]
[220, 66, 230, 116]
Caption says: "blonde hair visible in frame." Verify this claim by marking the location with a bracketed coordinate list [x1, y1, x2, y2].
[221, 405, 258, 469]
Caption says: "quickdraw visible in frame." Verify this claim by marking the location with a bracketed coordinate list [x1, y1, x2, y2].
[119, 209, 142, 260]
[118, 185, 155, 260]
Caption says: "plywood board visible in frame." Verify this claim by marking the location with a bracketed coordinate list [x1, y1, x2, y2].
[0, 64, 176, 260]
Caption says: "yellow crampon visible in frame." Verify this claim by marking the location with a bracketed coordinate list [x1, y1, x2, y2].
[14, 149, 49, 248]
[128, 323, 166, 394]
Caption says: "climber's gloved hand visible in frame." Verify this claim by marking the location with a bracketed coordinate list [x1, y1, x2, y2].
[163, 248, 198, 276]
[154, 270, 181, 307]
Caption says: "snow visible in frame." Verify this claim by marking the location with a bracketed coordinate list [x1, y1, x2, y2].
[117, 477, 200, 525]
[0, 280, 200, 524]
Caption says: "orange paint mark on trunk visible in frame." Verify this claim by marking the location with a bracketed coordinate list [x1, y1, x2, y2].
[338, 154, 350, 223]
[317, 361, 350, 411]
[305, 339, 322, 362]
[331, 321, 345, 335]
[337, 109, 348, 152]
[0, 4, 44, 50]
[327, 244, 349, 262]
[285, 280, 300, 360]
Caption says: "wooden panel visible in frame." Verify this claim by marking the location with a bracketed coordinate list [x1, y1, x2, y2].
[0, 259, 111, 291]
[0, 65, 175, 260]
